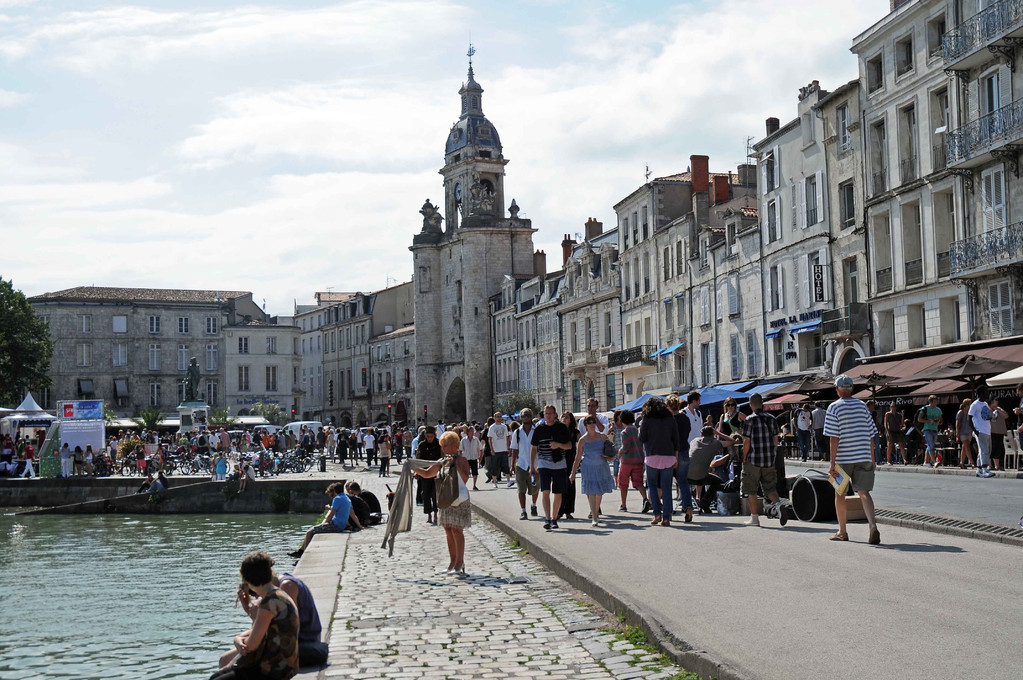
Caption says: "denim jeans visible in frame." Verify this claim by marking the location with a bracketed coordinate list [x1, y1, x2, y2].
[646, 465, 674, 518]
[924, 430, 937, 456]
[673, 460, 692, 511]
[796, 430, 811, 460]
[974, 432, 991, 468]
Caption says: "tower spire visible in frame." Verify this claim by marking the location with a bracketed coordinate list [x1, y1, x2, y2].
[467, 41, 476, 80]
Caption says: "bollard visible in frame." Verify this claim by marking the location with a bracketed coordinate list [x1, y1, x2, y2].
[319, 455, 326, 473]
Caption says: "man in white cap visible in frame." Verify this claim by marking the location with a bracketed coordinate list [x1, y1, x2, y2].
[823, 374, 881, 545]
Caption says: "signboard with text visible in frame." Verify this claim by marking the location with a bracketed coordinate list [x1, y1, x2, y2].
[59, 400, 104, 421]
[813, 264, 825, 303]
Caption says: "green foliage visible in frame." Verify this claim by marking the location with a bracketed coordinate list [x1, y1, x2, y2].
[131, 407, 163, 430]
[494, 389, 541, 418]
[248, 401, 288, 426]
[0, 278, 53, 408]
[103, 406, 119, 425]
[208, 407, 238, 428]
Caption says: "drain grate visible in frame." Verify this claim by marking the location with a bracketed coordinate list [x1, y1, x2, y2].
[395, 574, 531, 589]
[875, 508, 1023, 546]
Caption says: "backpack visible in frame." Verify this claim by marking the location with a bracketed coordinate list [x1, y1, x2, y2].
[436, 459, 460, 509]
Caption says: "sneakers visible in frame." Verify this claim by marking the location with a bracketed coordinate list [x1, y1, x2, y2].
[618, 505, 628, 512]
[775, 503, 788, 527]
[744, 515, 761, 527]
[641, 499, 652, 514]
[530, 505, 538, 517]
[519, 511, 527, 520]
[507, 479, 515, 488]
[976, 469, 985, 477]
[551, 520, 559, 530]
[982, 468, 996, 478]
[543, 520, 552, 530]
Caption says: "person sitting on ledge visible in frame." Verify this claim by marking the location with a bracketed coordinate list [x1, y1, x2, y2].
[288, 482, 362, 558]
[136, 473, 156, 494]
[210, 551, 299, 680]
[344, 481, 372, 529]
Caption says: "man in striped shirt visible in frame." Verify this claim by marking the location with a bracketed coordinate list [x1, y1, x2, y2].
[823, 375, 881, 545]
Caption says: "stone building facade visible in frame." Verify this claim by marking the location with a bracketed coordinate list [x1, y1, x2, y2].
[367, 324, 415, 426]
[223, 319, 301, 417]
[29, 287, 268, 416]
[410, 63, 540, 424]
[295, 292, 353, 420]
[512, 254, 563, 410]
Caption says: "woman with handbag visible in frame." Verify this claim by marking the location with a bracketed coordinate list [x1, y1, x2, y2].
[414, 431, 471, 575]
[571, 416, 616, 527]
[557, 411, 580, 520]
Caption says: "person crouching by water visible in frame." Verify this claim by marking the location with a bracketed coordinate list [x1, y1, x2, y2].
[287, 482, 363, 558]
[210, 551, 300, 680]
[413, 431, 471, 575]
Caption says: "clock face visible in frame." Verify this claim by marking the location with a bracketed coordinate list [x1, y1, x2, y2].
[454, 183, 462, 201]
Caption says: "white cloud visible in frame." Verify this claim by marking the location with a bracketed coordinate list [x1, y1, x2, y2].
[0, 176, 170, 206]
[0, 88, 28, 106]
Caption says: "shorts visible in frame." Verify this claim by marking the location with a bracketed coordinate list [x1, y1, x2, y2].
[468, 459, 479, 476]
[885, 430, 904, 445]
[310, 522, 343, 535]
[740, 464, 778, 496]
[515, 466, 539, 495]
[617, 461, 644, 489]
[841, 460, 875, 493]
[537, 467, 568, 494]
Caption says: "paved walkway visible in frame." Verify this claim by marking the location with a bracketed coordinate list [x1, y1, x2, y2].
[299, 471, 699, 680]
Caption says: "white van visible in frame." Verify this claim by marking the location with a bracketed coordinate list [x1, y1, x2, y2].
[283, 421, 323, 440]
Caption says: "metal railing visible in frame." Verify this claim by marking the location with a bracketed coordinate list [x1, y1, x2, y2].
[900, 156, 918, 184]
[821, 303, 870, 338]
[872, 170, 887, 196]
[936, 250, 951, 278]
[876, 267, 893, 293]
[496, 380, 519, 394]
[905, 258, 924, 286]
[946, 98, 1023, 165]
[943, 0, 1023, 63]
[949, 220, 1023, 276]
[608, 345, 657, 368]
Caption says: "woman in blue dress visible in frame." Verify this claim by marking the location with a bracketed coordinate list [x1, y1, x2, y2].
[571, 415, 616, 527]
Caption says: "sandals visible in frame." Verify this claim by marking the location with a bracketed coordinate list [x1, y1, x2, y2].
[829, 532, 849, 542]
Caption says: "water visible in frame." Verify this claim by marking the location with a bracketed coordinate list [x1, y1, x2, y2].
[0, 512, 314, 680]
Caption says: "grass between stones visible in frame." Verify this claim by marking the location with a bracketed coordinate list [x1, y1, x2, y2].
[606, 624, 707, 680]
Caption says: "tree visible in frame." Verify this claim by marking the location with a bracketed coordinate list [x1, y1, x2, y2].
[495, 389, 542, 418]
[248, 401, 288, 426]
[132, 407, 162, 430]
[208, 407, 238, 428]
[0, 278, 53, 407]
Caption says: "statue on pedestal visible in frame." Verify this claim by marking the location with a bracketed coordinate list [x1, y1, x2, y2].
[185, 357, 202, 402]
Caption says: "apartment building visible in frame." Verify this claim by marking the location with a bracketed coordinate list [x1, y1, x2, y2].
[515, 257, 564, 411]
[367, 325, 415, 426]
[294, 292, 352, 420]
[224, 319, 301, 417]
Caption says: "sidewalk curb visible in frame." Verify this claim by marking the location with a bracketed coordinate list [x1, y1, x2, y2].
[471, 502, 754, 680]
[790, 459, 1023, 479]
[873, 510, 1023, 548]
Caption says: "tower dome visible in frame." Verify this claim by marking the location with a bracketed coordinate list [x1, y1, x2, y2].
[445, 63, 503, 159]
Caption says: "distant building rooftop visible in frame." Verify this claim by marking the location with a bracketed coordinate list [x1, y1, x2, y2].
[29, 286, 250, 304]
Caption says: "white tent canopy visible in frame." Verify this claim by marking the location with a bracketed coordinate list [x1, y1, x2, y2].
[987, 365, 1023, 387]
[13, 391, 46, 413]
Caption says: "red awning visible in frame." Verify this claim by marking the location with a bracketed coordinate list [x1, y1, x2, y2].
[762, 393, 808, 411]
[847, 340, 1023, 382]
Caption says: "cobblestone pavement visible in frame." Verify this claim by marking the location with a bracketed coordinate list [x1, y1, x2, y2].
[318, 475, 692, 680]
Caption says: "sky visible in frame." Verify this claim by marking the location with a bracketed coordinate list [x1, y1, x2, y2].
[1, 0, 891, 316]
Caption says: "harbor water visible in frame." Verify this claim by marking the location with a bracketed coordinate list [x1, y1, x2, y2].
[0, 512, 314, 680]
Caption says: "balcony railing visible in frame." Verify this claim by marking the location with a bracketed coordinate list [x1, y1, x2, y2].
[936, 250, 951, 278]
[821, 302, 870, 339]
[872, 170, 887, 196]
[900, 156, 918, 184]
[905, 258, 923, 286]
[949, 220, 1023, 276]
[608, 345, 657, 369]
[643, 370, 686, 392]
[933, 141, 947, 171]
[943, 0, 1023, 63]
[496, 380, 519, 394]
[946, 98, 1023, 166]
[876, 267, 893, 293]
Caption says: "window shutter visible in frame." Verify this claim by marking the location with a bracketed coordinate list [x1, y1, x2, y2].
[780, 265, 787, 309]
[728, 275, 739, 315]
[982, 169, 995, 232]
[989, 282, 1003, 336]
[761, 161, 769, 191]
[701, 287, 710, 324]
[815, 171, 824, 224]
[772, 146, 780, 188]
[730, 334, 741, 379]
[791, 184, 798, 230]
[993, 168, 1005, 228]
[746, 330, 757, 376]
[1001, 281, 1014, 335]
[766, 268, 775, 312]
[695, 346, 703, 387]
[799, 177, 807, 230]
[709, 341, 718, 384]
[802, 256, 811, 308]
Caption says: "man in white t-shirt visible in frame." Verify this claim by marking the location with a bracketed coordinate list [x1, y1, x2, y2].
[577, 398, 609, 435]
[436, 421, 445, 435]
[511, 409, 539, 519]
[362, 430, 376, 469]
[460, 427, 483, 490]
[487, 412, 510, 488]
[968, 387, 996, 478]
[796, 404, 813, 462]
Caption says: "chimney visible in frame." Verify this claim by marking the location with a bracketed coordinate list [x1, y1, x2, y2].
[737, 163, 757, 187]
[766, 117, 780, 136]
[584, 217, 603, 241]
[533, 249, 547, 277]
[713, 175, 730, 205]
[561, 234, 576, 265]
[690, 155, 709, 193]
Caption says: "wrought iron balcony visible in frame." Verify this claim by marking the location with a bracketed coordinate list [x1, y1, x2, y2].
[943, 0, 1023, 67]
[608, 345, 657, 369]
[949, 220, 1023, 277]
[876, 267, 893, 293]
[936, 250, 951, 278]
[821, 302, 870, 339]
[905, 258, 924, 286]
[946, 98, 1023, 167]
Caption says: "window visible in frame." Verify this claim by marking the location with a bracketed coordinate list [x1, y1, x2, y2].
[763, 152, 776, 192]
[177, 344, 188, 371]
[839, 181, 856, 229]
[895, 35, 913, 76]
[266, 365, 278, 392]
[867, 53, 883, 92]
[767, 200, 778, 243]
[148, 343, 161, 370]
[700, 239, 709, 269]
[700, 287, 710, 325]
[804, 173, 821, 226]
[837, 105, 851, 152]
[238, 336, 249, 354]
[769, 264, 786, 311]
[266, 336, 277, 354]
[676, 297, 684, 327]
[981, 70, 1001, 117]
[205, 316, 218, 335]
[206, 380, 218, 406]
[386, 371, 392, 390]
[700, 342, 716, 386]
[632, 211, 639, 244]
[870, 120, 887, 195]
[238, 365, 250, 392]
[675, 240, 684, 274]
[205, 343, 217, 371]
[76, 342, 92, 367]
[622, 217, 629, 248]
[843, 257, 860, 304]
[642, 206, 649, 239]
[665, 301, 673, 329]
[663, 246, 671, 280]
[730, 334, 742, 380]
[112, 315, 127, 333]
[178, 317, 189, 334]
[112, 342, 127, 367]
[643, 253, 651, 293]
[571, 322, 578, 352]
[981, 167, 1006, 231]
[149, 382, 161, 408]
[585, 317, 592, 350]
[773, 336, 784, 373]
[927, 14, 946, 57]
[989, 280, 1014, 338]
[149, 316, 161, 334]
[376, 373, 383, 392]
[604, 312, 612, 346]
[605, 374, 617, 409]
[79, 314, 92, 333]
[745, 330, 759, 376]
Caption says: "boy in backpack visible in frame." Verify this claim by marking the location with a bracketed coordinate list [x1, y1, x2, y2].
[916, 396, 943, 467]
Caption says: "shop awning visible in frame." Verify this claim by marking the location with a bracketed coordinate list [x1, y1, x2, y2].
[114, 379, 129, 398]
[744, 380, 792, 396]
[649, 348, 665, 359]
[790, 320, 821, 335]
[697, 387, 750, 406]
[847, 339, 1023, 382]
[663, 298, 673, 304]
[78, 379, 95, 396]
[765, 328, 782, 339]
[714, 380, 755, 392]
[763, 393, 808, 411]
[988, 365, 1023, 387]
[661, 342, 685, 355]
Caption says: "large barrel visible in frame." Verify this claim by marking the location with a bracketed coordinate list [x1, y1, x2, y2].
[790, 473, 837, 522]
